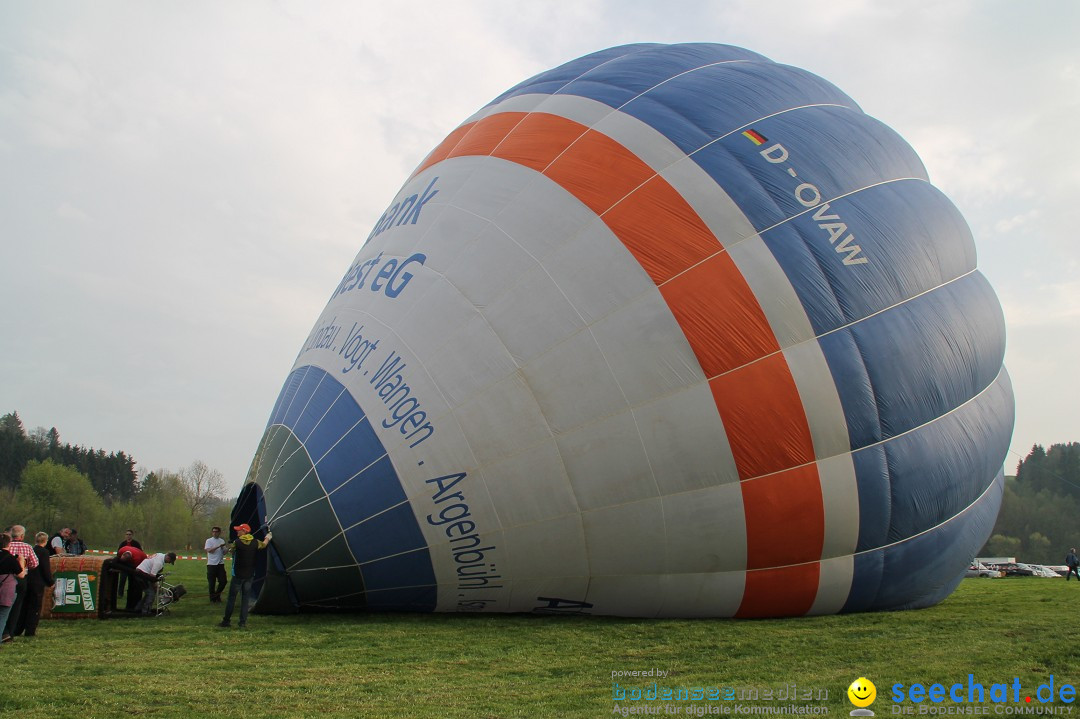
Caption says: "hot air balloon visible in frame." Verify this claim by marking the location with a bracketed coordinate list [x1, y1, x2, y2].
[232, 42, 1013, 618]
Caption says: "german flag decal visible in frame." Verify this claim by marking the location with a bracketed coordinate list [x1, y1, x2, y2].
[742, 129, 768, 145]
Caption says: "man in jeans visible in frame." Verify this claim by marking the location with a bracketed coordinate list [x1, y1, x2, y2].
[218, 523, 272, 629]
[133, 552, 177, 615]
[204, 527, 228, 603]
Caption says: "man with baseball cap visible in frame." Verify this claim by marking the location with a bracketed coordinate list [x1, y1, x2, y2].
[218, 523, 272, 629]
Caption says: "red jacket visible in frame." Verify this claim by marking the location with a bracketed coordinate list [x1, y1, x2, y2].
[117, 546, 147, 565]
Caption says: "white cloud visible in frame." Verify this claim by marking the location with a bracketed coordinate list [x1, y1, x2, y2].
[994, 209, 1041, 235]
[999, 280, 1080, 328]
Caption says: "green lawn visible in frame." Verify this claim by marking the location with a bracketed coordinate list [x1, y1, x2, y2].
[3, 559, 1078, 719]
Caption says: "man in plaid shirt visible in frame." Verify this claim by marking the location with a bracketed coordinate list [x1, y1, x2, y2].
[3, 525, 38, 642]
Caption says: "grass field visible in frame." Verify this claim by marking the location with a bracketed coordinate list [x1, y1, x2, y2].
[2, 557, 1079, 719]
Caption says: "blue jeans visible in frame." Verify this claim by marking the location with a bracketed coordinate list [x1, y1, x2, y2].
[222, 577, 253, 625]
[0, 602, 12, 640]
[134, 579, 158, 614]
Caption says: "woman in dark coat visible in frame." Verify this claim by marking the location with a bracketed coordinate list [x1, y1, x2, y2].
[17, 532, 54, 637]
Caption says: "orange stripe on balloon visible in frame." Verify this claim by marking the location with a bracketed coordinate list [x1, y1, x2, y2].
[417, 111, 825, 616]
[490, 113, 585, 171]
[739, 464, 824, 568]
[455, 113, 532, 161]
[661, 254, 783, 376]
[599, 175, 726, 286]
[414, 123, 475, 175]
[736, 562, 820, 618]
[708, 353, 816, 478]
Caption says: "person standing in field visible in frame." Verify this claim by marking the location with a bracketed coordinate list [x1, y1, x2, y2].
[0, 533, 27, 645]
[204, 526, 228, 603]
[3, 525, 38, 640]
[49, 528, 70, 555]
[218, 523, 272, 629]
[1066, 548, 1079, 581]
[116, 529, 142, 598]
[65, 529, 87, 556]
[17, 532, 54, 637]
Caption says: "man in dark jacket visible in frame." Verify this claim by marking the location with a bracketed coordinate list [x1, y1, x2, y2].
[116, 546, 148, 612]
[218, 523, 272, 629]
[1066, 549, 1079, 581]
[65, 529, 87, 556]
[115, 529, 141, 598]
[15, 532, 54, 637]
[49, 528, 70, 555]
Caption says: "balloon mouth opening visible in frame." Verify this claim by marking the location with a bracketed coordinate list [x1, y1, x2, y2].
[230, 482, 269, 602]
[231, 481, 266, 542]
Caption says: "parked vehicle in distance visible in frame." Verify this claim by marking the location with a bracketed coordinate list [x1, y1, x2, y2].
[995, 562, 1034, 577]
[996, 562, 1060, 578]
[966, 562, 1004, 578]
[1022, 563, 1062, 578]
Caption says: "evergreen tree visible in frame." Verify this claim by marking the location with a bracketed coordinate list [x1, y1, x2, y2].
[0, 411, 25, 436]
[983, 443, 1080, 563]
[0, 411, 35, 489]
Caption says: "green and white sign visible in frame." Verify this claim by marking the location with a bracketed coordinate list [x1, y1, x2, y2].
[52, 570, 98, 613]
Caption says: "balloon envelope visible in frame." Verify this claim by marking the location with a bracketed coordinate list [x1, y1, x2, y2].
[234, 42, 1013, 618]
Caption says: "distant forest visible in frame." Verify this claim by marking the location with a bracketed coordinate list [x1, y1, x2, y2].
[0, 410, 137, 503]
[983, 442, 1080, 565]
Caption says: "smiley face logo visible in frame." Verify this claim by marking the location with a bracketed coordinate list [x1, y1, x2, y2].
[847, 677, 877, 708]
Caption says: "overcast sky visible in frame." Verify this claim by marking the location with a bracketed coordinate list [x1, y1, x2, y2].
[2, 1, 1076, 496]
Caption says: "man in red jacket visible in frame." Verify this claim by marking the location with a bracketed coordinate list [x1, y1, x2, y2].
[115, 546, 148, 612]
[115, 529, 141, 598]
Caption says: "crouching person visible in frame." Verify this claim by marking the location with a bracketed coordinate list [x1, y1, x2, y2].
[114, 546, 148, 612]
[133, 552, 176, 615]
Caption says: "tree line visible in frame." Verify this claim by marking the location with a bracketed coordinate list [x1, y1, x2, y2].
[982, 442, 1080, 564]
[0, 410, 233, 552]
[1, 411, 138, 503]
